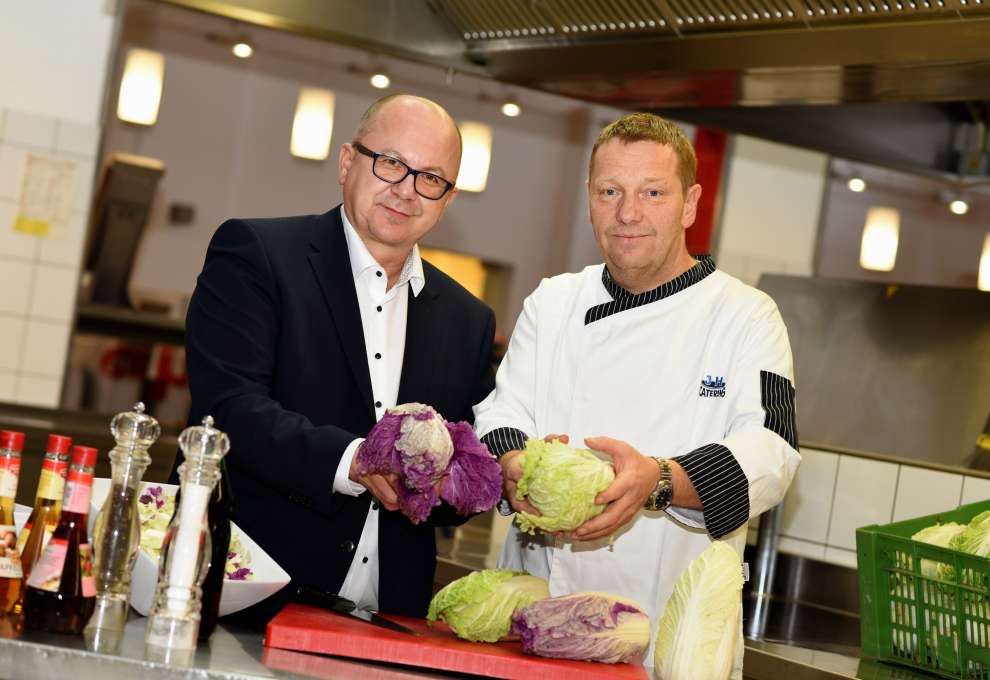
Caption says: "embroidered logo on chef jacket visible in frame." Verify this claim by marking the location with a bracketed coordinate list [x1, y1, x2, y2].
[699, 375, 726, 398]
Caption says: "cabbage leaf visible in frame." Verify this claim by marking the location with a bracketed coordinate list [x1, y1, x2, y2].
[514, 439, 614, 534]
[510, 592, 650, 664]
[654, 541, 743, 680]
[427, 569, 549, 642]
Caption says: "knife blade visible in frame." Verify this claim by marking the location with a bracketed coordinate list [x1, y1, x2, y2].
[294, 585, 420, 636]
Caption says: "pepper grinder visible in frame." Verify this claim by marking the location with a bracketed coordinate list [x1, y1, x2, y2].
[145, 416, 229, 657]
[84, 402, 160, 648]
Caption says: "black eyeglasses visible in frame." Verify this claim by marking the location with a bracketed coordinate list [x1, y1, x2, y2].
[352, 142, 454, 200]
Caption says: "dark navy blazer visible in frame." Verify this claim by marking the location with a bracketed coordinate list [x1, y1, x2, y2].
[181, 205, 496, 620]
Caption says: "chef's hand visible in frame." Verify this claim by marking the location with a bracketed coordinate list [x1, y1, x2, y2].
[500, 433, 569, 516]
[572, 436, 659, 541]
[349, 456, 402, 512]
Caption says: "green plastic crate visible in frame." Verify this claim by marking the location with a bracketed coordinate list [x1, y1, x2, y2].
[857, 500, 990, 680]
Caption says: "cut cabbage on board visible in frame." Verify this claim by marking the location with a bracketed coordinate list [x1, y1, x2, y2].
[654, 541, 743, 680]
[427, 569, 550, 642]
[514, 438, 614, 534]
[510, 592, 650, 664]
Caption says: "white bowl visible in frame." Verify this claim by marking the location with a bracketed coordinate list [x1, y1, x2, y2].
[89, 478, 290, 616]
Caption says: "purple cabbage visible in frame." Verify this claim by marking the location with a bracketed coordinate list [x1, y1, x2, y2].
[355, 403, 502, 523]
[510, 593, 651, 664]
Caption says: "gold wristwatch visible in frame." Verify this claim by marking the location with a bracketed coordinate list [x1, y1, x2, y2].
[644, 457, 673, 511]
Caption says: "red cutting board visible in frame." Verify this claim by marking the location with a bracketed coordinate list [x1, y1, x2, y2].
[265, 603, 649, 680]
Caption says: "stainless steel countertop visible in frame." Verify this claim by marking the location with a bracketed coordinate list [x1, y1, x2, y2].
[0, 612, 948, 680]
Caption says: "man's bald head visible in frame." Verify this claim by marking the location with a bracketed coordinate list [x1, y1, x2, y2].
[355, 94, 462, 167]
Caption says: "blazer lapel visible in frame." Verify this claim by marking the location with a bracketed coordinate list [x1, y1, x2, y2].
[397, 274, 442, 406]
[307, 207, 374, 415]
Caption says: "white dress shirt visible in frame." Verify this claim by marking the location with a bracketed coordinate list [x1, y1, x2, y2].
[331, 208, 425, 611]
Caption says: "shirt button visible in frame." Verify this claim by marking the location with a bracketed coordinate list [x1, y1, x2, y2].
[372, 502, 380, 511]
[362, 557, 369, 564]
[340, 540, 356, 553]
[376, 305, 382, 312]
[374, 353, 381, 360]
[375, 401, 382, 408]
[376, 271, 383, 278]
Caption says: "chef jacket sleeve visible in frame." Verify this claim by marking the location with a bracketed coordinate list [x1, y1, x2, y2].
[473, 289, 540, 457]
[668, 296, 802, 540]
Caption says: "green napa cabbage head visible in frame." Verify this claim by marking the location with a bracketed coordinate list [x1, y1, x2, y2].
[654, 541, 743, 680]
[911, 522, 967, 580]
[427, 569, 549, 642]
[949, 510, 990, 559]
[514, 439, 615, 535]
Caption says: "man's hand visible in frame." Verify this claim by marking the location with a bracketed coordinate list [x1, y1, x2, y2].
[572, 436, 660, 541]
[500, 433, 569, 516]
[349, 455, 401, 511]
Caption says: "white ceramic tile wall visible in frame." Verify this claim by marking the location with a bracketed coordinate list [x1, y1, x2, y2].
[0, 316, 26, 371]
[3, 111, 56, 149]
[781, 447, 838, 543]
[779, 536, 826, 561]
[29, 264, 78, 322]
[0, 370, 14, 402]
[0, 106, 98, 407]
[892, 466, 965, 522]
[15, 374, 61, 408]
[0, 258, 33, 315]
[961, 476, 990, 505]
[778, 450, 990, 572]
[20, 320, 70, 377]
[824, 546, 858, 570]
[827, 456, 899, 550]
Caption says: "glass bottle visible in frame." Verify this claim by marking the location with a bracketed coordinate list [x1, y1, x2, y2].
[0, 431, 24, 613]
[85, 402, 160, 640]
[198, 457, 232, 641]
[13, 433, 72, 615]
[23, 445, 98, 634]
[145, 416, 229, 655]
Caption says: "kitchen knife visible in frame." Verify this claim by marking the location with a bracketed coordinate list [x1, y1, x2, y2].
[294, 585, 420, 636]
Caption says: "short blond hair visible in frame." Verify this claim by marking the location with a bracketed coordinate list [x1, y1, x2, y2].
[589, 113, 697, 190]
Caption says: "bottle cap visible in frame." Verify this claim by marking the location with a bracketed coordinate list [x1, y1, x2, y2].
[47, 434, 72, 455]
[71, 445, 99, 468]
[0, 431, 24, 452]
[178, 415, 230, 463]
[110, 401, 161, 451]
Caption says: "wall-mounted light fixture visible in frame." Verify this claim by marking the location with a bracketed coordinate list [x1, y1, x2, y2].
[290, 87, 335, 160]
[117, 48, 165, 126]
[859, 206, 900, 272]
[456, 121, 492, 192]
[979, 233, 990, 292]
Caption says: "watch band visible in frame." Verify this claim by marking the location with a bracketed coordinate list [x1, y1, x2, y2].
[644, 457, 673, 511]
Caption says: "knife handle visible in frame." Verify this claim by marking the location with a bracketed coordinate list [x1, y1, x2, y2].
[295, 585, 357, 612]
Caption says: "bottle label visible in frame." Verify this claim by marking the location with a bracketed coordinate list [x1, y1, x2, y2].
[79, 543, 95, 597]
[64, 469, 93, 514]
[15, 521, 55, 556]
[26, 537, 67, 591]
[0, 524, 22, 578]
[37, 459, 68, 501]
[0, 458, 19, 498]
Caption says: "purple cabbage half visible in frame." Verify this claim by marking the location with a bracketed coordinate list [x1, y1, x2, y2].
[355, 403, 502, 523]
[510, 592, 651, 664]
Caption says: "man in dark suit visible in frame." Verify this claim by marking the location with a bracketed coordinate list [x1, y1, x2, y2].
[182, 94, 495, 622]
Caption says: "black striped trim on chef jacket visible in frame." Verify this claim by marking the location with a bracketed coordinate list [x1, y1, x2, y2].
[673, 443, 750, 540]
[585, 256, 717, 325]
[481, 426, 529, 458]
[761, 370, 798, 450]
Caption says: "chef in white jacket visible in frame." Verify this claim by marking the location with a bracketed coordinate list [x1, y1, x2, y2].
[473, 112, 801, 677]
